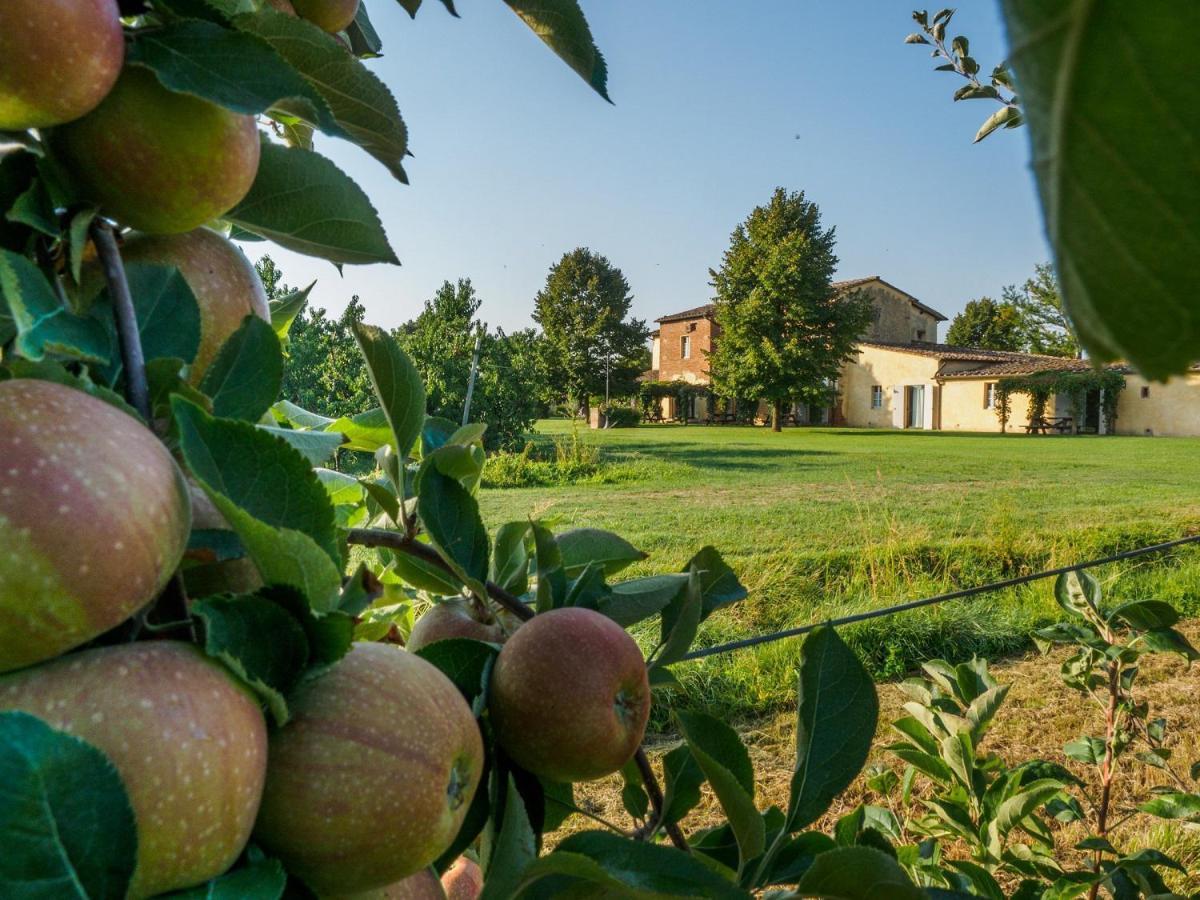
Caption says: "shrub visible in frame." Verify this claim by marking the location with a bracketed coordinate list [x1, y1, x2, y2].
[603, 406, 641, 427]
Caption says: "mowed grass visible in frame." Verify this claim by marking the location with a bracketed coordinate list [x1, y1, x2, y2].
[481, 421, 1200, 719]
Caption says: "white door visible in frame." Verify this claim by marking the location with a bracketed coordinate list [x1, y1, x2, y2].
[922, 384, 936, 431]
[907, 385, 925, 429]
[891, 387, 904, 429]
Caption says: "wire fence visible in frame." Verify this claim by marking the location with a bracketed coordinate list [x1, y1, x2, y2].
[678, 533, 1200, 663]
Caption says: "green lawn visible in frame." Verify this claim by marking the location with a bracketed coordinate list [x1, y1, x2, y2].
[481, 421, 1200, 719]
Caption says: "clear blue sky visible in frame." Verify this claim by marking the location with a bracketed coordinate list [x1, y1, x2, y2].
[256, 0, 1051, 336]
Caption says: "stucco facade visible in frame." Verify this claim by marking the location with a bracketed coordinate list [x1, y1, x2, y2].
[840, 345, 941, 429]
[1117, 372, 1200, 437]
[647, 279, 1200, 436]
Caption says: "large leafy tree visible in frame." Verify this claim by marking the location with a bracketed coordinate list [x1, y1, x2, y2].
[708, 188, 872, 432]
[398, 279, 543, 450]
[945, 297, 1026, 351]
[532, 248, 649, 417]
[1003, 263, 1080, 358]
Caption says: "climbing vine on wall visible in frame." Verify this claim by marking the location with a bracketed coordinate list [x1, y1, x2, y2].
[994, 369, 1126, 433]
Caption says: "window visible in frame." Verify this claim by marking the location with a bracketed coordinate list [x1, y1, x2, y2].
[871, 385, 883, 409]
[915, 329, 927, 342]
[1141, 386, 1150, 398]
[680, 335, 692, 359]
[984, 383, 996, 409]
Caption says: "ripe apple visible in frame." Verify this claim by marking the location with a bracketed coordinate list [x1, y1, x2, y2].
[46, 67, 260, 234]
[332, 869, 447, 899]
[441, 857, 483, 900]
[0, 379, 190, 674]
[0, 642, 268, 899]
[264, 0, 298, 12]
[407, 598, 505, 653]
[0, 0, 124, 130]
[253, 642, 484, 895]
[292, 0, 361, 33]
[116, 228, 271, 383]
[488, 607, 650, 782]
[183, 482, 263, 598]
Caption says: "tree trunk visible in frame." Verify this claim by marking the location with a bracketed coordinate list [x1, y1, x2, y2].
[772, 400, 783, 433]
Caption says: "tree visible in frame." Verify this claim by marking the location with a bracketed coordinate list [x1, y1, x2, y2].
[1003, 263, 1080, 358]
[945, 297, 1026, 351]
[398, 278, 543, 450]
[532, 248, 649, 417]
[708, 188, 873, 432]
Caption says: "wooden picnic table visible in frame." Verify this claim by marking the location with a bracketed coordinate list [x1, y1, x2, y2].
[1025, 416, 1073, 435]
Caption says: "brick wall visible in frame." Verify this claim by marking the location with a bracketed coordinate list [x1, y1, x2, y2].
[657, 316, 717, 383]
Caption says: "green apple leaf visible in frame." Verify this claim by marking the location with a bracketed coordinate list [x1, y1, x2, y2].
[227, 141, 398, 265]
[685, 546, 748, 620]
[480, 776, 537, 900]
[654, 567, 702, 669]
[514, 831, 747, 898]
[598, 574, 689, 628]
[0, 712, 137, 900]
[503, 0, 610, 101]
[255, 425, 343, 466]
[388, 543, 464, 596]
[1054, 570, 1100, 619]
[271, 398, 333, 429]
[326, 407, 393, 453]
[417, 461, 489, 597]
[676, 711, 765, 868]
[1138, 791, 1200, 822]
[556, 527, 647, 578]
[127, 19, 343, 137]
[491, 521, 531, 594]
[1000, 1, 1200, 378]
[352, 323, 427, 460]
[193, 595, 310, 725]
[346, 3, 383, 57]
[200, 316, 282, 421]
[98, 262, 202, 383]
[532, 521, 566, 613]
[262, 586, 354, 671]
[267, 282, 312, 344]
[662, 744, 704, 826]
[6, 175, 57, 237]
[0, 249, 110, 363]
[795, 846, 923, 900]
[234, 8, 409, 182]
[416, 637, 498, 712]
[167, 856, 287, 899]
[151, 0, 257, 23]
[421, 415, 460, 456]
[1106, 599, 1180, 631]
[173, 397, 344, 611]
[1137, 627, 1200, 661]
[787, 627, 879, 832]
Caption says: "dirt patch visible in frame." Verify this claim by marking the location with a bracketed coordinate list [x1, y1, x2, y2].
[560, 622, 1200, 887]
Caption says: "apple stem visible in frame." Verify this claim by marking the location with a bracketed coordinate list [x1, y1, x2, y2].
[90, 220, 150, 421]
[346, 527, 534, 622]
[633, 748, 690, 851]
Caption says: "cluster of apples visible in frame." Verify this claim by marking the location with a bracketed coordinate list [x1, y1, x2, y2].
[1, 0, 361, 234]
[0, 371, 652, 897]
[1, 0, 655, 895]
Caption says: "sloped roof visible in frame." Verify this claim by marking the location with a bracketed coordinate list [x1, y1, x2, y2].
[656, 304, 715, 324]
[941, 357, 1129, 378]
[857, 340, 1065, 362]
[653, 276, 947, 324]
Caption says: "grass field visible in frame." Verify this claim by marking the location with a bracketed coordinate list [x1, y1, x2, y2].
[481, 421, 1200, 719]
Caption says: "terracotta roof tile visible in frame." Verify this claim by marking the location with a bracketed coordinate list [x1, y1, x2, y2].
[654, 276, 948, 324]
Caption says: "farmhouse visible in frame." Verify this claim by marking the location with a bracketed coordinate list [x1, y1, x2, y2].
[646, 276, 1200, 436]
